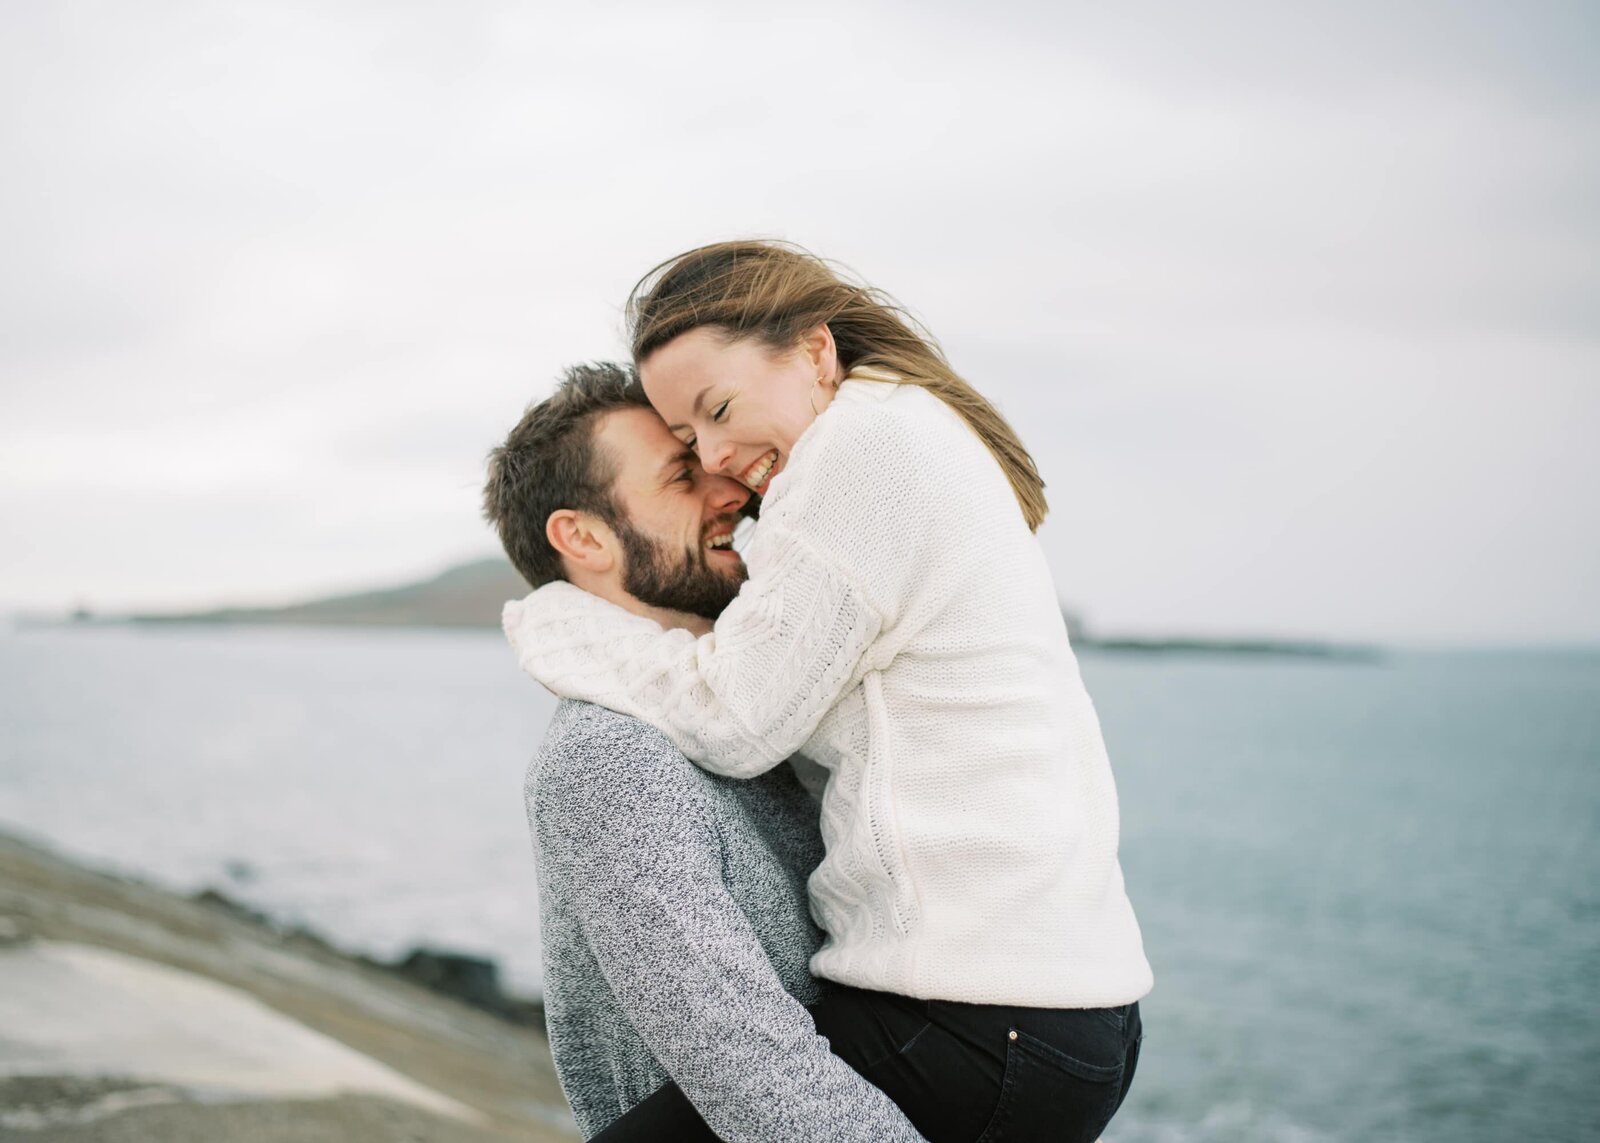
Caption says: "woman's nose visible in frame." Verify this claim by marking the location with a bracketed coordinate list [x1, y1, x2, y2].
[701, 431, 736, 475]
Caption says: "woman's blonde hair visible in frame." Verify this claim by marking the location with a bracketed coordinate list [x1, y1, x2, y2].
[627, 240, 1048, 531]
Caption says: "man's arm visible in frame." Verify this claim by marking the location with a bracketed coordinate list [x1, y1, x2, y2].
[536, 711, 925, 1143]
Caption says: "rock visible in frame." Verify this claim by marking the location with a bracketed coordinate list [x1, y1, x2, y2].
[391, 949, 522, 1021]
[192, 887, 272, 926]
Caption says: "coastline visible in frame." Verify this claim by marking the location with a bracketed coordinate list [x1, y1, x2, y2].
[14, 553, 1387, 663]
[0, 831, 578, 1140]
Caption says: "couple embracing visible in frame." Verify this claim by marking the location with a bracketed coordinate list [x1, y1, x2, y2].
[485, 241, 1152, 1142]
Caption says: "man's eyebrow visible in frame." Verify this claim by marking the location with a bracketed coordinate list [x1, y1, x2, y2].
[656, 448, 696, 481]
[666, 386, 713, 433]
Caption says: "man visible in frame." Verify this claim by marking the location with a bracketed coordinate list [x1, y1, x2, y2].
[483, 363, 923, 1143]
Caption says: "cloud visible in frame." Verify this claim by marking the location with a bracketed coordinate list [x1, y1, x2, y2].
[2, 0, 1595, 640]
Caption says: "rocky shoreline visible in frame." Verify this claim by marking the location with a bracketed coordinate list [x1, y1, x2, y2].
[0, 831, 578, 1141]
[186, 884, 547, 1027]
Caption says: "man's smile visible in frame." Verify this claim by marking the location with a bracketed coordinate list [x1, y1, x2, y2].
[701, 518, 744, 566]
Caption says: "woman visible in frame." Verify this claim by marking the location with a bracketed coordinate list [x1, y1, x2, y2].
[505, 240, 1151, 1142]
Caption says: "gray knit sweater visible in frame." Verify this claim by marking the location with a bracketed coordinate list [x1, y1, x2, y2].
[527, 699, 924, 1143]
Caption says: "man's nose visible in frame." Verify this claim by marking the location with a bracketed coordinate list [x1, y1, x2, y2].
[706, 473, 751, 514]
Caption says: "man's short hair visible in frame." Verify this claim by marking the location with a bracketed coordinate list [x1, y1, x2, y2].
[483, 362, 651, 589]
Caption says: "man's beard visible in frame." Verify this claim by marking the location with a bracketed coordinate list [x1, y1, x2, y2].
[614, 518, 745, 621]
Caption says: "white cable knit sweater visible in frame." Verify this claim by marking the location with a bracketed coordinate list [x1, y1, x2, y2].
[505, 371, 1153, 1008]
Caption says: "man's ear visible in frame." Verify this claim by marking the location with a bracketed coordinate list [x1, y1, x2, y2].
[546, 509, 617, 575]
[799, 323, 841, 386]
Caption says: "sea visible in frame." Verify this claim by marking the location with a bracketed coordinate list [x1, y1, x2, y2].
[1, 622, 1595, 1142]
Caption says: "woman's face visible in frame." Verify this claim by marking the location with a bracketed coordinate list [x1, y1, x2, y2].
[639, 326, 837, 497]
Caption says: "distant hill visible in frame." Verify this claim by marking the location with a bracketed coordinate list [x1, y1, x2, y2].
[121, 556, 1378, 659]
[133, 557, 530, 630]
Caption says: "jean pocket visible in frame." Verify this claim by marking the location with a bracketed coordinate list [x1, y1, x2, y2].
[974, 1027, 1125, 1143]
[834, 992, 935, 1075]
[1088, 1002, 1130, 1033]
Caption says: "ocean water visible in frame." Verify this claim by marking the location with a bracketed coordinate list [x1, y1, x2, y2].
[1, 623, 1595, 1142]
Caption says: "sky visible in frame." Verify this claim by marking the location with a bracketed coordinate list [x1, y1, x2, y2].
[2, 0, 1596, 644]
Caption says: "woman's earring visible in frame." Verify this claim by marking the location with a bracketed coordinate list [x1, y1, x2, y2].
[810, 375, 825, 416]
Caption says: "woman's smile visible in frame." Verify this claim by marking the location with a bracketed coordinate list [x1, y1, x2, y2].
[738, 450, 780, 495]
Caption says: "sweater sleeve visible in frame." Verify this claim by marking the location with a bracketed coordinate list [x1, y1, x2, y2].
[541, 723, 927, 1143]
[504, 393, 946, 777]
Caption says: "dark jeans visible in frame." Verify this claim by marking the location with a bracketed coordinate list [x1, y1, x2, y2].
[590, 985, 1142, 1143]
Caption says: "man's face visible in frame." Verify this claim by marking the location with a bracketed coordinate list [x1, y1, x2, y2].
[593, 406, 752, 620]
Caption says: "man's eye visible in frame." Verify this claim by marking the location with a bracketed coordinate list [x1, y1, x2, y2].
[712, 400, 729, 423]
[675, 468, 694, 484]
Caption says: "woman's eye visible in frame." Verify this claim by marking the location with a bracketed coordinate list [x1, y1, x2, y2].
[712, 401, 729, 423]
[684, 435, 698, 453]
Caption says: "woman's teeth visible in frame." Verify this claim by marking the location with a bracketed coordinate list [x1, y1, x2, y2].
[740, 451, 778, 491]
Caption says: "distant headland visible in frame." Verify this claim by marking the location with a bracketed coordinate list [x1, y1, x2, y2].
[128, 557, 527, 631]
[44, 556, 1381, 661]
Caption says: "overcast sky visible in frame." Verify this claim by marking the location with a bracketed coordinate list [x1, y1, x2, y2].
[3, 0, 1595, 644]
